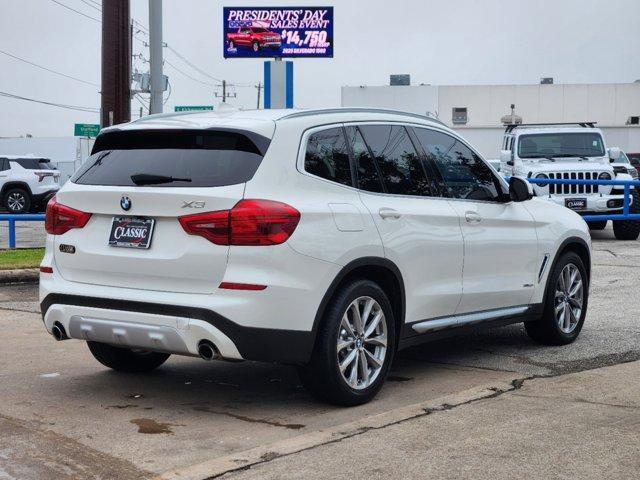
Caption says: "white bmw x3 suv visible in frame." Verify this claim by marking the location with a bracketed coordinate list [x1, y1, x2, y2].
[40, 108, 591, 405]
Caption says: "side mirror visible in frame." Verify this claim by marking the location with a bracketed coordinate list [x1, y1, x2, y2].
[500, 150, 513, 166]
[509, 176, 533, 202]
[608, 147, 621, 162]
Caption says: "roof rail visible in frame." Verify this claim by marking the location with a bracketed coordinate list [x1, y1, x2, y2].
[279, 108, 447, 127]
[505, 122, 597, 133]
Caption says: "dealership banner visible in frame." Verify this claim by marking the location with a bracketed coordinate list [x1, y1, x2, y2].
[223, 7, 334, 58]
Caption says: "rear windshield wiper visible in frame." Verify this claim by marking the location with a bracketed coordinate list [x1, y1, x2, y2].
[130, 173, 192, 185]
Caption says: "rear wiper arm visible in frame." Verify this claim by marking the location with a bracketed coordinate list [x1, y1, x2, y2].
[130, 173, 192, 185]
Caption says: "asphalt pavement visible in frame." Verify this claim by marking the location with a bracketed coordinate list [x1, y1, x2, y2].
[0, 225, 638, 479]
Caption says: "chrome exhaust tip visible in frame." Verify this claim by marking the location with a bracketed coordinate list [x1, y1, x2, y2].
[52, 323, 67, 341]
[198, 341, 219, 361]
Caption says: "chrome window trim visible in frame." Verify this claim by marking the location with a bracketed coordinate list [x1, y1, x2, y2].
[296, 120, 512, 205]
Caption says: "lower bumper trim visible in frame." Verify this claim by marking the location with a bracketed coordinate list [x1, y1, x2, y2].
[69, 315, 191, 354]
[41, 294, 314, 364]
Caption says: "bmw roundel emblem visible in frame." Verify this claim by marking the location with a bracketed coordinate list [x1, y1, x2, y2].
[120, 196, 132, 211]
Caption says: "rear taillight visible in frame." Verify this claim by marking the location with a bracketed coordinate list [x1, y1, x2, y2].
[45, 197, 92, 235]
[34, 171, 53, 182]
[178, 210, 231, 245]
[179, 199, 300, 246]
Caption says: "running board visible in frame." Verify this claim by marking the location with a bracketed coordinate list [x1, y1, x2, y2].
[411, 306, 530, 334]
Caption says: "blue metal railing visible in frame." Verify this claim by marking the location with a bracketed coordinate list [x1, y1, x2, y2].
[0, 178, 638, 249]
[0, 214, 46, 249]
[525, 177, 640, 222]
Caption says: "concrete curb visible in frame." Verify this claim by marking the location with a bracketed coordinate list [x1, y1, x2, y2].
[159, 377, 524, 480]
[0, 268, 39, 285]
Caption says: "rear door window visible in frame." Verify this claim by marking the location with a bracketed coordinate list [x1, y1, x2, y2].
[358, 125, 433, 196]
[304, 127, 353, 187]
[72, 130, 268, 187]
[345, 126, 384, 193]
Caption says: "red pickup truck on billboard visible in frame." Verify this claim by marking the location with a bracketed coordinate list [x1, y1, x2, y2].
[227, 27, 282, 53]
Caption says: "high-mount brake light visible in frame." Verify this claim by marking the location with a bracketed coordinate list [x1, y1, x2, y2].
[179, 199, 300, 246]
[45, 197, 92, 235]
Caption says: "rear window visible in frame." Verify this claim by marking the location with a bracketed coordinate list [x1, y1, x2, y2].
[12, 158, 54, 170]
[304, 127, 353, 187]
[72, 130, 268, 187]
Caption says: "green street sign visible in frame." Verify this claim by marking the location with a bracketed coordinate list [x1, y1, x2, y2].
[174, 105, 214, 112]
[74, 123, 101, 137]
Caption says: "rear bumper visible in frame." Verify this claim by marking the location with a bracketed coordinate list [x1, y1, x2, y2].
[41, 294, 315, 364]
[32, 189, 58, 208]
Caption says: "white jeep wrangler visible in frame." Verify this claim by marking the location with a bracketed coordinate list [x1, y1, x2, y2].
[500, 123, 639, 240]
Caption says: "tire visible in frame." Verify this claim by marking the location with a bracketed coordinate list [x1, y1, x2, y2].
[525, 251, 588, 345]
[298, 279, 396, 406]
[87, 341, 170, 373]
[612, 188, 640, 240]
[252, 41, 260, 52]
[3, 188, 31, 214]
[587, 220, 607, 231]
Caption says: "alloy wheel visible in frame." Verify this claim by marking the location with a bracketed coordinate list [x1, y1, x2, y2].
[555, 263, 584, 334]
[337, 296, 387, 390]
[7, 192, 26, 212]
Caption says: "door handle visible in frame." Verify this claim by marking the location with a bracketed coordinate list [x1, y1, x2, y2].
[465, 211, 482, 223]
[379, 208, 401, 219]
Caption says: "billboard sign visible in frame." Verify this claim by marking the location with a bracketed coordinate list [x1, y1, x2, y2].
[223, 7, 333, 58]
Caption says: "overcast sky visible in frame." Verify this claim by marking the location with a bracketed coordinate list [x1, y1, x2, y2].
[1, 0, 639, 137]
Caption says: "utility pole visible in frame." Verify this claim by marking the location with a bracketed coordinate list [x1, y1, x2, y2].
[215, 80, 237, 103]
[101, 0, 131, 127]
[256, 82, 262, 109]
[148, 0, 163, 114]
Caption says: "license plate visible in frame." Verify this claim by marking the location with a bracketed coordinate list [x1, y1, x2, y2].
[565, 198, 587, 210]
[108, 217, 155, 249]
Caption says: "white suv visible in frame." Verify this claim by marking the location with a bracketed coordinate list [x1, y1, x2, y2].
[500, 123, 639, 240]
[40, 108, 591, 405]
[0, 155, 61, 213]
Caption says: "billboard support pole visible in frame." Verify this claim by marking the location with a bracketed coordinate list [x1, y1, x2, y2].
[263, 60, 293, 109]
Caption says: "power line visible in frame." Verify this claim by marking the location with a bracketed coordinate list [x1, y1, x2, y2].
[51, 1, 253, 97]
[165, 45, 223, 83]
[50, 0, 100, 22]
[0, 48, 99, 87]
[133, 26, 222, 84]
[0, 90, 99, 113]
[77, 0, 101, 13]
[165, 59, 213, 87]
[132, 18, 149, 33]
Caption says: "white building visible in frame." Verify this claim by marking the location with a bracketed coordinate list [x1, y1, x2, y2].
[341, 82, 640, 159]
